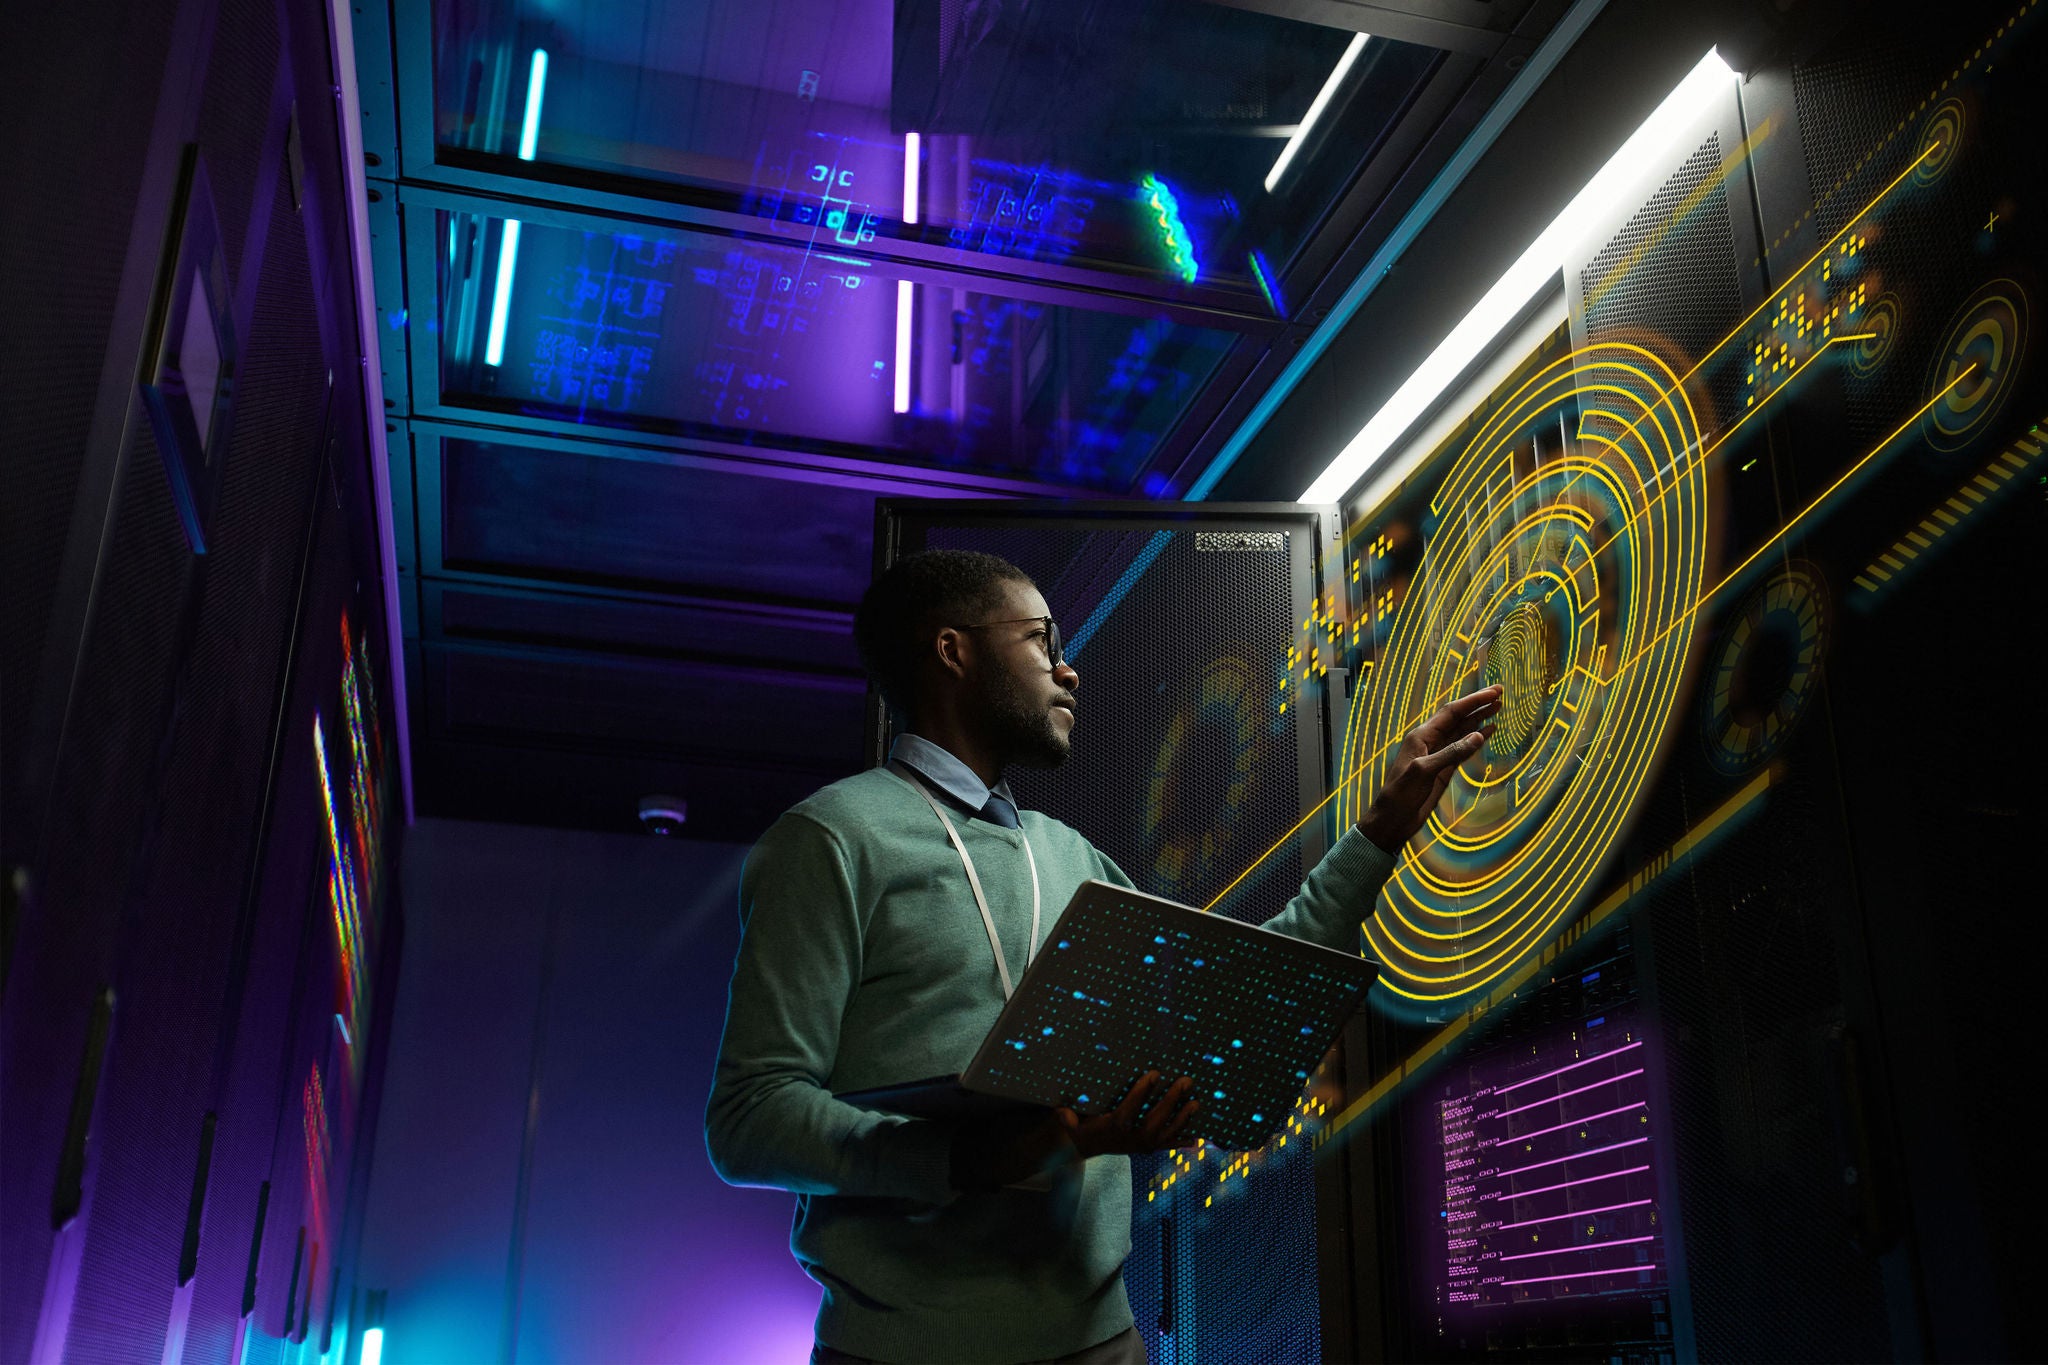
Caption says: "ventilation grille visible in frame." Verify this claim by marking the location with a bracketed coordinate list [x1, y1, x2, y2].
[1579, 135, 1746, 432]
[1640, 761, 1890, 1359]
[1792, 23, 1998, 445]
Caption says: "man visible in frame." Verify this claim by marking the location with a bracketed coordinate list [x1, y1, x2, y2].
[706, 549, 1498, 1365]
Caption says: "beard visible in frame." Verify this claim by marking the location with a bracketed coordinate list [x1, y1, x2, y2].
[981, 665, 1073, 769]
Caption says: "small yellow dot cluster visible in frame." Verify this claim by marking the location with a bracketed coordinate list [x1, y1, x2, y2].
[1283, 593, 1350, 714]
[1744, 238, 1868, 407]
[1148, 1086, 1334, 1203]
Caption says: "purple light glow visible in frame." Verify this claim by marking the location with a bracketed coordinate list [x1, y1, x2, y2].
[903, 132, 921, 225]
[1498, 1198, 1652, 1230]
[894, 280, 913, 414]
[1494, 1164, 1651, 1202]
[1492, 1136, 1649, 1181]
[1500, 1264, 1661, 1288]
[1493, 1040, 1643, 1095]
[1489, 1101, 1646, 1146]
[1432, 1012, 1666, 1312]
[1497, 1234, 1656, 1262]
[1496, 1067, 1646, 1119]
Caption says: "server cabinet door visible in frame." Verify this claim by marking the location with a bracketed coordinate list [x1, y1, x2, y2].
[873, 499, 1372, 1365]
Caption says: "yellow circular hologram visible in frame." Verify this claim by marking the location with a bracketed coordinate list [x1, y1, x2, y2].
[1341, 342, 1710, 1010]
[1924, 279, 2028, 450]
[1850, 293, 1903, 377]
[1702, 561, 1827, 775]
[1913, 98, 1965, 187]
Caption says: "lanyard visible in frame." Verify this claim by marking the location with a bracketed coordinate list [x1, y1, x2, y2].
[895, 765, 1041, 1000]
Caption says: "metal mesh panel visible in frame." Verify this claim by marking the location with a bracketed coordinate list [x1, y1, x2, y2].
[0, 0, 179, 888]
[1638, 759, 1889, 1360]
[1580, 136, 1747, 430]
[921, 522, 1322, 1364]
[0, 420, 196, 1365]
[62, 134, 331, 1365]
[192, 0, 281, 283]
[1792, 27, 1997, 446]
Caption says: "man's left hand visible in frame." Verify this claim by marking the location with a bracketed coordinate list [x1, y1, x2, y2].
[1356, 685, 1500, 855]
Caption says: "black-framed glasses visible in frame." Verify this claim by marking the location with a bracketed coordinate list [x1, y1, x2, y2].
[955, 615, 1064, 668]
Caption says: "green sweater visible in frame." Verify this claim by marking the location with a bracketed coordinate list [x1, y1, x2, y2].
[705, 764, 1396, 1363]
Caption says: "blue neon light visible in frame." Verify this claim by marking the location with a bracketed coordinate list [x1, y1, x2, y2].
[483, 219, 520, 368]
[1139, 174, 1199, 283]
[517, 50, 548, 160]
[485, 49, 547, 368]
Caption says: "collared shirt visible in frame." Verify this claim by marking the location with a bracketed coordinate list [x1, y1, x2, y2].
[888, 732, 1020, 826]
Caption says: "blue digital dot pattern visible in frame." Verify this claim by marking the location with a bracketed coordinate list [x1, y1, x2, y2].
[965, 882, 1377, 1148]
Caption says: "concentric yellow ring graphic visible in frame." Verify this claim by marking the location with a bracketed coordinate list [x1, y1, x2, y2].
[1340, 342, 1710, 1009]
[1924, 278, 2028, 450]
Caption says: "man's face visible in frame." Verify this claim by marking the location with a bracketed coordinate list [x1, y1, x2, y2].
[968, 579, 1080, 769]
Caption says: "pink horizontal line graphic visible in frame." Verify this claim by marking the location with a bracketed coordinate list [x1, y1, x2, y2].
[1493, 1137, 1648, 1181]
[1488, 1102, 1646, 1147]
[1498, 1234, 1656, 1263]
[1498, 1198, 1653, 1230]
[1501, 1263, 1660, 1287]
[1496, 1068, 1646, 1119]
[1493, 1041, 1644, 1095]
[1493, 1165, 1649, 1201]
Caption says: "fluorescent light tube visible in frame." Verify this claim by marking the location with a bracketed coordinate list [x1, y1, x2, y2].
[903, 131, 921, 224]
[1300, 48, 1737, 504]
[485, 49, 547, 368]
[483, 219, 519, 367]
[894, 280, 914, 413]
[518, 49, 548, 160]
[1267, 33, 1370, 193]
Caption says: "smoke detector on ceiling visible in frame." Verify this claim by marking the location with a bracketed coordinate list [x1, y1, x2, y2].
[637, 795, 688, 836]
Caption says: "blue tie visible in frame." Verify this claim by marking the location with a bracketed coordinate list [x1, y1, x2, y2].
[978, 793, 1020, 829]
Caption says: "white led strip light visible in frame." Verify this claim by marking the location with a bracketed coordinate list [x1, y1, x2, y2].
[1301, 48, 1737, 504]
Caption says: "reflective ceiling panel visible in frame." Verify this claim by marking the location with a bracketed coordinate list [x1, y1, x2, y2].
[437, 208, 1243, 488]
[431, 0, 1443, 286]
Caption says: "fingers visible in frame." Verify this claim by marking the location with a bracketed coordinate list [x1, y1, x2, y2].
[1112, 1071, 1163, 1132]
[1155, 1090, 1202, 1150]
[1138, 1077, 1195, 1146]
[1414, 685, 1502, 743]
[1416, 727, 1488, 775]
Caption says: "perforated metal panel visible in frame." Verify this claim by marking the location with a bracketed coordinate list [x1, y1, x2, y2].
[1579, 135, 1747, 428]
[59, 111, 339, 1365]
[1792, 29, 1998, 447]
[1635, 759, 1891, 1360]
[904, 511, 1335, 1365]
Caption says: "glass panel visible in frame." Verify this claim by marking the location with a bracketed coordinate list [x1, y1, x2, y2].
[432, 0, 1440, 286]
[436, 209, 1241, 489]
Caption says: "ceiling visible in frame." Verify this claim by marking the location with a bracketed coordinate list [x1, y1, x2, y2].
[350, 0, 1576, 838]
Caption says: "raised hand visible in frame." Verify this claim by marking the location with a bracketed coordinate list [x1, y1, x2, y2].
[1356, 685, 1501, 854]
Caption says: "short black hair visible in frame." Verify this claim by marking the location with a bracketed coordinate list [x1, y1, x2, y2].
[854, 549, 1034, 718]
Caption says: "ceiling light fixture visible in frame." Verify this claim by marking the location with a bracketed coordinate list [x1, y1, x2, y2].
[485, 48, 547, 368]
[1299, 47, 1737, 504]
[1266, 32, 1370, 194]
[893, 280, 914, 414]
[902, 131, 921, 225]
[895, 132, 920, 413]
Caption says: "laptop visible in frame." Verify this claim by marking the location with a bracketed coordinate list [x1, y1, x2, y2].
[837, 878, 1378, 1150]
